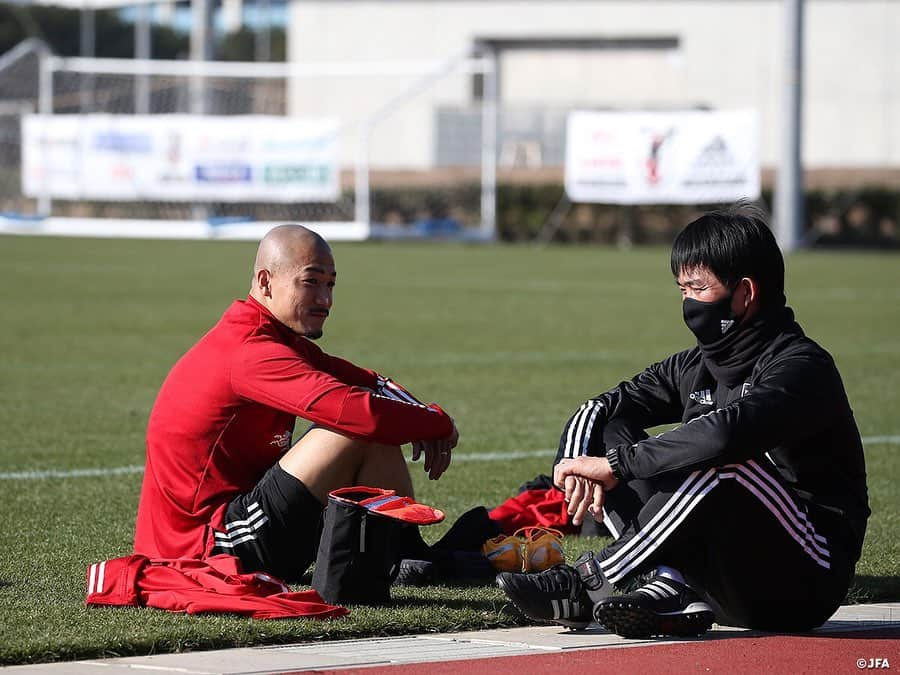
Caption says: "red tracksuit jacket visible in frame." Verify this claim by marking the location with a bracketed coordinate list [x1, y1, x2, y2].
[86, 554, 348, 620]
[134, 295, 453, 560]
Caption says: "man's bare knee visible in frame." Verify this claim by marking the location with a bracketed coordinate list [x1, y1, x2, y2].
[278, 427, 403, 503]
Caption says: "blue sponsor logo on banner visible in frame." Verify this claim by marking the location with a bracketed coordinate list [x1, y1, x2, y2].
[195, 164, 252, 182]
[93, 132, 152, 153]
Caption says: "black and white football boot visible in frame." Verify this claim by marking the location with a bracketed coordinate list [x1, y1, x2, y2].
[496, 551, 615, 630]
[592, 573, 715, 638]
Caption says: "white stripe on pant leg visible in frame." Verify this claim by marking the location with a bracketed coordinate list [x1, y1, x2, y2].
[572, 402, 603, 458]
[723, 465, 829, 558]
[727, 474, 830, 569]
[601, 476, 720, 584]
[745, 459, 829, 545]
[220, 501, 266, 540]
[733, 473, 830, 568]
[601, 507, 620, 540]
[599, 477, 715, 582]
[570, 407, 593, 459]
[563, 403, 590, 458]
[599, 469, 713, 573]
[733, 464, 830, 558]
[227, 532, 264, 547]
[600, 461, 831, 586]
[88, 563, 97, 595]
[216, 514, 270, 544]
[97, 561, 106, 594]
[225, 508, 267, 530]
[580, 403, 604, 456]
[221, 515, 270, 539]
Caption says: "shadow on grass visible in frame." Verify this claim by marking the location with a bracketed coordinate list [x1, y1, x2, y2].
[375, 595, 508, 613]
[847, 575, 900, 604]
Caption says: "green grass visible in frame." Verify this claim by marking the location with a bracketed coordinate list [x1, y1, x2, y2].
[0, 237, 897, 664]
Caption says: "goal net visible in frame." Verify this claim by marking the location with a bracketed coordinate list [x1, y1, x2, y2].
[0, 41, 495, 240]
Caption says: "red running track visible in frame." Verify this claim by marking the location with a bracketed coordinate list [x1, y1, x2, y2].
[310, 628, 900, 675]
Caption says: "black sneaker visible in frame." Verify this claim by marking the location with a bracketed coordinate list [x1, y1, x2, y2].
[592, 575, 715, 638]
[392, 559, 436, 587]
[393, 552, 496, 587]
[496, 564, 592, 629]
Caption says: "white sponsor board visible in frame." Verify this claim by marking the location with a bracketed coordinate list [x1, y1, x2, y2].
[22, 115, 339, 203]
[565, 110, 760, 205]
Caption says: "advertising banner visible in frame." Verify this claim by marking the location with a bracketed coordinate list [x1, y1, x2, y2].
[565, 110, 760, 205]
[22, 115, 339, 203]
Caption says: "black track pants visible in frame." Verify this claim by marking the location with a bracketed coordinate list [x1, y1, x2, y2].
[559, 422, 856, 631]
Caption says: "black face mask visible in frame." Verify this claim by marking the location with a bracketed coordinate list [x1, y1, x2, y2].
[683, 294, 742, 345]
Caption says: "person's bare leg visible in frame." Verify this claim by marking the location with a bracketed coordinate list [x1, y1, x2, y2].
[278, 427, 428, 559]
[278, 427, 414, 504]
[356, 443, 414, 498]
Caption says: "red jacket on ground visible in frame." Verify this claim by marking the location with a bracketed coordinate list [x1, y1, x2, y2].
[86, 554, 348, 620]
[489, 488, 574, 535]
[135, 295, 453, 560]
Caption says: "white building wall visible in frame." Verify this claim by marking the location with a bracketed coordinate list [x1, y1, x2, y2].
[287, 0, 899, 170]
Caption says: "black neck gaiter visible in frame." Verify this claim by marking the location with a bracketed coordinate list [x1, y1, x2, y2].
[683, 299, 794, 386]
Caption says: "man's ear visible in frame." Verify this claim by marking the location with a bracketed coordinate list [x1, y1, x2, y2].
[256, 269, 273, 298]
[738, 277, 758, 311]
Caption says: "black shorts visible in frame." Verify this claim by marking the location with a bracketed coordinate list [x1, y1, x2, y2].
[211, 463, 324, 583]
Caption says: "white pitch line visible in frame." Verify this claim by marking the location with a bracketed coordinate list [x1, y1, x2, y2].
[0, 464, 146, 480]
[0, 451, 552, 481]
[447, 449, 550, 462]
[2, 436, 897, 481]
[860, 435, 900, 444]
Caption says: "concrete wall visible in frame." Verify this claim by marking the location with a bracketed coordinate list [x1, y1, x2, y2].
[287, 0, 900, 170]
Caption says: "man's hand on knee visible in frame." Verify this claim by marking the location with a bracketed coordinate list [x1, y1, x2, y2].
[411, 420, 458, 480]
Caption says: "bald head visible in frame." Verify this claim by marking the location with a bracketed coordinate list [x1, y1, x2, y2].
[253, 224, 332, 278]
[250, 224, 336, 338]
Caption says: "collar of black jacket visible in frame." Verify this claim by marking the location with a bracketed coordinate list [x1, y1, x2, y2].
[698, 304, 798, 387]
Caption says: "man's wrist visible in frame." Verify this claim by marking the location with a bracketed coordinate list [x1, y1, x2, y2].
[605, 446, 627, 482]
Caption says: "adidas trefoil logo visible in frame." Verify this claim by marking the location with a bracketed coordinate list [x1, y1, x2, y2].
[689, 389, 714, 405]
[720, 319, 734, 334]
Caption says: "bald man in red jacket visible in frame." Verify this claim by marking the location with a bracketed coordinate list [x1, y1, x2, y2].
[135, 225, 458, 582]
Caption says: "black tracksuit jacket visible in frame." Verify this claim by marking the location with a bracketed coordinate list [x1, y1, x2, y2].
[558, 316, 870, 561]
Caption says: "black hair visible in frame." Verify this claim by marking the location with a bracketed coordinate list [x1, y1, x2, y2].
[670, 201, 786, 306]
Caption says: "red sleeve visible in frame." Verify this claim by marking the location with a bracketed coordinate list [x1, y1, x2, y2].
[231, 337, 453, 445]
[318, 352, 380, 389]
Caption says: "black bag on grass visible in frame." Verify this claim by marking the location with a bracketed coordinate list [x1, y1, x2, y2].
[311, 487, 444, 605]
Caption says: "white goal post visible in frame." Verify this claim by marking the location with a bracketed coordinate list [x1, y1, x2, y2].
[0, 40, 498, 241]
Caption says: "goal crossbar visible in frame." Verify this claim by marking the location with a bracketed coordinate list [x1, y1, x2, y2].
[46, 56, 491, 80]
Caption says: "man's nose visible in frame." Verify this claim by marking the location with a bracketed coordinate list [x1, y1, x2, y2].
[319, 288, 333, 307]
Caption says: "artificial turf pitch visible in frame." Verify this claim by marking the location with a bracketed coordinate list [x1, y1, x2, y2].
[0, 236, 897, 665]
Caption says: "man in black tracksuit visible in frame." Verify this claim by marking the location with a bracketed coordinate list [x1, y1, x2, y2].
[498, 203, 869, 638]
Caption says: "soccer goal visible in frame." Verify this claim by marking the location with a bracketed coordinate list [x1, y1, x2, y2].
[0, 39, 498, 241]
